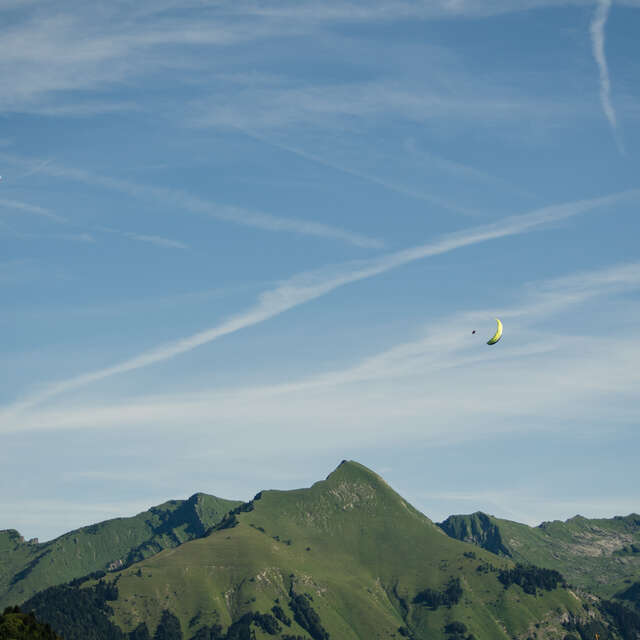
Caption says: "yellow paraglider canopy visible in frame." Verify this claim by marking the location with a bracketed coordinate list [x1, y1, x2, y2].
[487, 318, 503, 345]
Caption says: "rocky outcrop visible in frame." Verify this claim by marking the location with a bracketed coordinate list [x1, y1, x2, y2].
[438, 512, 511, 556]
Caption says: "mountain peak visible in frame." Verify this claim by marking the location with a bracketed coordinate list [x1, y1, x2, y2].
[325, 459, 389, 487]
[231, 459, 437, 542]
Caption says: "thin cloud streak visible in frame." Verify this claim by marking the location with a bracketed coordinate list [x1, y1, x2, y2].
[237, 128, 481, 217]
[1, 229, 95, 243]
[402, 138, 536, 201]
[205, 260, 640, 400]
[11, 158, 54, 182]
[123, 232, 189, 250]
[0, 154, 383, 248]
[1, 0, 637, 122]
[0, 9, 304, 113]
[196, 80, 578, 132]
[590, 0, 624, 153]
[3, 188, 637, 416]
[5, 264, 640, 439]
[0, 197, 67, 223]
[220, 0, 640, 22]
[98, 225, 189, 250]
[0, 192, 187, 250]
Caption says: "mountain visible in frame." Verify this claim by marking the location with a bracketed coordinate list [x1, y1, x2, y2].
[438, 511, 640, 600]
[22, 461, 596, 640]
[0, 493, 241, 610]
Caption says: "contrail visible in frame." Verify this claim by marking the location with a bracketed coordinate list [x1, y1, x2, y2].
[237, 127, 482, 217]
[590, 0, 624, 153]
[2, 188, 637, 416]
[0, 197, 67, 223]
[13, 158, 54, 182]
[0, 153, 384, 249]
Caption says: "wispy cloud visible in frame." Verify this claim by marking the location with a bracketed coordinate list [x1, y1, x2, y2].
[402, 138, 536, 200]
[97, 226, 189, 250]
[11, 158, 54, 182]
[212, 0, 640, 22]
[0, 197, 67, 223]
[0, 153, 383, 248]
[237, 128, 482, 217]
[7, 331, 640, 442]
[10, 283, 265, 322]
[0, 191, 188, 250]
[0, 15, 214, 101]
[1, 229, 95, 243]
[194, 79, 579, 133]
[202, 261, 640, 404]
[17, 102, 142, 118]
[0, 6, 308, 115]
[1, 0, 637, 121]
[123, 232, 188, 250]
[0, 1, 598, 139]
[590, 0, 624, 152]
[530, 259, 640, 300]
[2, 261, 639, 541]
[3, 188, 636, 416]
[4, 261, 640, 452]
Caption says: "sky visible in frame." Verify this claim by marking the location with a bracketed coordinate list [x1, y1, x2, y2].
[1, 0, 640, 542]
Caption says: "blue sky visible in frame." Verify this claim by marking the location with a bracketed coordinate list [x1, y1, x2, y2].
[1, 0, 639, 542]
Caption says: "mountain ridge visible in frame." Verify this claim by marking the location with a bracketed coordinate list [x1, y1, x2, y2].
[0, 492, 241, 610]
[437, 510, 640, 600]
[4, 460, 640, 639]
[29, 460, 587, 640]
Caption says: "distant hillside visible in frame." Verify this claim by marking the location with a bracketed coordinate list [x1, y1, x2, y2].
[438, 511, 640, 599]
[0, 492, 241, 609]
[22, 461, 601, 640]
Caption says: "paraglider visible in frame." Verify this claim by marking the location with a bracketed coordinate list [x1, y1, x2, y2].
[471, 319, 502, 344]
[486, 318, 503, 345]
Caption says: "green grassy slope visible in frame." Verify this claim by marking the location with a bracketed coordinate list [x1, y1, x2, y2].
[0, 493, 240, 609]
[97, 461, 587, 640]
[439, 512, 640, 599]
